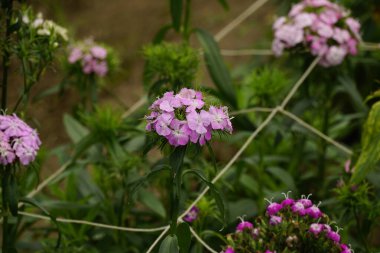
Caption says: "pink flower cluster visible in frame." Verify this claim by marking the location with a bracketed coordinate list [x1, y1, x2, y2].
[272, 0, 361, 67]
[145, 88, 233, 147]
[68, 43, 108, 77]
[266, 194, 323, 220]
[0, 114, 41, 166]
[309, 223, 352, 252]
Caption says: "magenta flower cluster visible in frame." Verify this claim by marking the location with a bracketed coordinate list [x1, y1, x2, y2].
[222, 193, 352, 253]
[146, 88, 233, 147]
[272, 0, 361, 67]
[266, 195, 323, 220]
[68, 43, 109, 77]
[0, 114, 41, 166]
[183, 206, 199, 223]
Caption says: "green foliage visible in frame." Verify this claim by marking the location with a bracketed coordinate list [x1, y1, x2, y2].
[143, 42, 199, 95]
[352, 101, 380, 183]
[239, 67, 288, 108]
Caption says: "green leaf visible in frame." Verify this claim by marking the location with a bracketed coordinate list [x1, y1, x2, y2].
[217, 0, 229, 10]
[153, 24, 173, 44]
[20, 197, 62, 249]
[177, 222, 191, 253]
[170, 0, 183, 32]
[159, 235, 179, 253]
[183, 169, 225, 223]
[72, 133, 98, 161]
[266, 166, 296, 191]
[139, 189, 166, 218]
[8, 174, 19, 217]
[63, 114, 89, 143]
[239, 175, 259, 194]
[196, 29, 236, 107]
[352, 101, 380, 183]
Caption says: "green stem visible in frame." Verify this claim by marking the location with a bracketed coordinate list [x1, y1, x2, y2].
[182, 0, 192, 41]
[1, 0, 13, 111]
[169, 146, 187, 235]
[317, 82, 330, 184]
[2, 166, 10, 253]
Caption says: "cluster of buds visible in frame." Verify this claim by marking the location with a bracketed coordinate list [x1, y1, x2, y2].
[21, 8, 68, 43]
[0, 114, 41, 166]
[222, 193, 352, 253]
[272, 0, 361, 67]
[68, 40, 112, 77]
[146, 88, 233, 147]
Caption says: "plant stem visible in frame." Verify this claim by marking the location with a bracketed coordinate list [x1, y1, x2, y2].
[169, 146, 187, 235]
[1, 0, 13, 111]
[2, 166, 10, 253]
[183, 0, 192, 41]
[317, 81, 330, 183]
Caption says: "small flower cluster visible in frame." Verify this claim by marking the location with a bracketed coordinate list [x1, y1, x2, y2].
[272, 0, 361, 67]
[222, 193, 352, 253]
[0, 114, 41, 166]
[146, 88, 233, 147]
[183, 206, 199, 222]
[21, 10, 68, 42]
[68, 40, 110, 77]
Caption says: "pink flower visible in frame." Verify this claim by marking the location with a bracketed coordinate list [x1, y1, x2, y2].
[294, 13, 315, 28]
[187, 111, 210, 134]
[327, 231, 341, 243]
[155, 113, 173, 136]
[333, 28, 350, 44]
[236, 221, 253, 232]
[68, 47, 83, 63]
[224, 246, 235, 253]
[145, 89, 232, 147]
[267, 202, 282, 216]
[292, 201, 306, 216]
[273, 17, 287, 30]
[289, 3, 305, 16]
[312, 20, 334, 38]
[168, 120, 190, 146]
[309, 223, 324, 235]
[319, 9, 341, 24]
[298, 198, 313, 208]
[321, 46, 347, 67]
[275, 25, 304, 46]
[0, 114, 41, 166]
[183, 206, 199, 222]
[306, 205, 323, 219]
[90, 46, 107, 59]
[345, 18, 360, 34]
[269, 215, 282, 226]
[272, 39, 285, 57]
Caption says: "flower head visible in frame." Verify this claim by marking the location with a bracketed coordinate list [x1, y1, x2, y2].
[68, 40, 113, 77]
[236, 221, 253, 232]
[272, 0, 361, 67]
[146, 88, 232, 147]
[183, 206, 199, 223]
[0, 114, 41, 166]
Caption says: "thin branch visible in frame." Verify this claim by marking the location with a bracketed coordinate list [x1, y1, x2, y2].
[280, 55, 321, 109]
[146, 226, 170, 253]
[19, 211, 169, 233]
[230, 107, 273, 115]
[189, 226, 218, 253]
[221, 49, 273, 56]
[122, 96, 147, 119]
[215, 0, 269, 42]
[278, 108, 353, 155]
